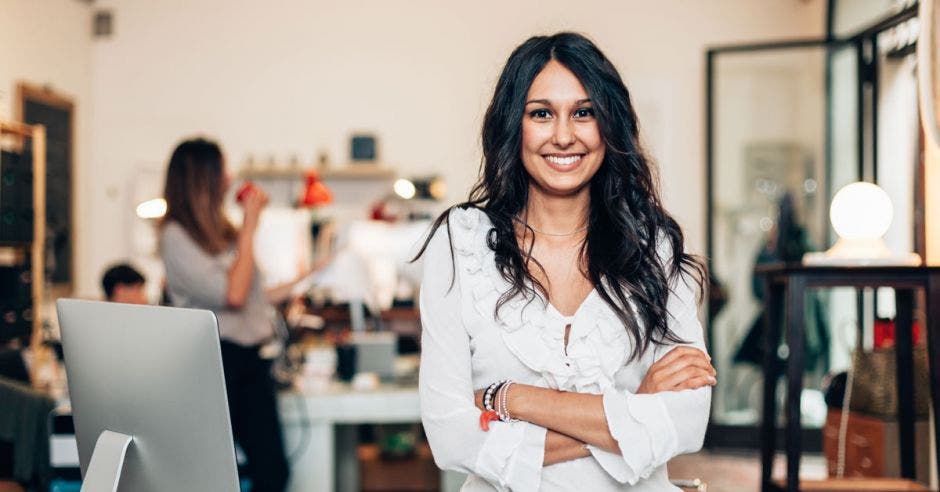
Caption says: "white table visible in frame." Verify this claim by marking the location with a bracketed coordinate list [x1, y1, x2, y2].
[279, 383, 463, 492]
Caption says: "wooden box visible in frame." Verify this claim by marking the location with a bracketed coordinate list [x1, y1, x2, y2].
[774, 478, 930, 491]
[823, 409, 931, 485]
[359, 443, 439, 492]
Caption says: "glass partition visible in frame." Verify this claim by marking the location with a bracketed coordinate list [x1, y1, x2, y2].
[709, 44, 844, 428]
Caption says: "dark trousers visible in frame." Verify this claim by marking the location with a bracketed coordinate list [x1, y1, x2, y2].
[220, 341, 289, 492]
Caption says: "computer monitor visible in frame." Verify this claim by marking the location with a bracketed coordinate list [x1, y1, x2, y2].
[56, 299, 240, 491]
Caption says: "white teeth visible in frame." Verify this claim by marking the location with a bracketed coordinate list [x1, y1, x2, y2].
[546, 155, 581, 166]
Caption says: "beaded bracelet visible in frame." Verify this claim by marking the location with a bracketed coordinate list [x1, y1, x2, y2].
[496, 381, 519, 423]
[480, 379, 510, 431]
[483, 379, 508, 412]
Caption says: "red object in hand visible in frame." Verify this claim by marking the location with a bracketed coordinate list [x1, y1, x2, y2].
[236, 181, 256, 203]
[479, 410, 499, 431]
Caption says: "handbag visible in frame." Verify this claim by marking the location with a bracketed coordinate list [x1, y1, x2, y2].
[849, 344, 930, 419]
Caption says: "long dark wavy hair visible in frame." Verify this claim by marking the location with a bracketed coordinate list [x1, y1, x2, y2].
[416, 32, 705, 361]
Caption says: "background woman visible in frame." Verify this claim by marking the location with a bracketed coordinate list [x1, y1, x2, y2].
[418, 33, 715, 491]
[159, 138, 289, 492]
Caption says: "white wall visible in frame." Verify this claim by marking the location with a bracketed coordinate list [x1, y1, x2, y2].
[0, 0, 94, 294]
[73, 0, 823, 295]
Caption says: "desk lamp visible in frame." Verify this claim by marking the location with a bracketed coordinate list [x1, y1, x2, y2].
[135, 198, 166, 219]
[300, 170, 333, 207]
[803, 181, 921, 265]
[372, 177, 445, 221]
[393, 178, 416, 199]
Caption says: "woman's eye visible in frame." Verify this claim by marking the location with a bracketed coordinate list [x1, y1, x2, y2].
[529, 109, 552, 120]
[573, 107, 595, 119]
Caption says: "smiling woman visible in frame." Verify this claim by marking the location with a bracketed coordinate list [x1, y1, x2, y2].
[414, 32, 713, 491]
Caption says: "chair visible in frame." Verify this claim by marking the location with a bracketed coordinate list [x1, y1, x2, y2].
[0, 377, 55, 490]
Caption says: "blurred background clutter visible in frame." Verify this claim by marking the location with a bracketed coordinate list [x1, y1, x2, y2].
[1, 0, 938, 491]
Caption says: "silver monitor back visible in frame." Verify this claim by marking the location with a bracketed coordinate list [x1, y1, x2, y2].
[56, 299, 240, 492]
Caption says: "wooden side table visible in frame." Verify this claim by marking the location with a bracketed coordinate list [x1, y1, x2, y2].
[755, 264, 940, 492]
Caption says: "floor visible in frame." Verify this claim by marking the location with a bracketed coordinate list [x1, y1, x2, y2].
[667, 451, 828, 491]
[363, 446, 831, 491]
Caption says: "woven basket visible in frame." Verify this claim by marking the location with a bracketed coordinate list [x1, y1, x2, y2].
[849, 345, 930, 419]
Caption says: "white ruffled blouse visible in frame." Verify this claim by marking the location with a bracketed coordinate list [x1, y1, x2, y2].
[418, 207, 711, 491]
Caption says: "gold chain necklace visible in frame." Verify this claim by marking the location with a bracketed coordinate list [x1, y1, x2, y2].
[513, 216, 588, 237]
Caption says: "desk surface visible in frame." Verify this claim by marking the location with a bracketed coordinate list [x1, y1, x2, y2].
[755, 262, 940, 275]
[277, 383, 430, 492]
[278, 383, 420, 425]
[755, 262, 940, 289]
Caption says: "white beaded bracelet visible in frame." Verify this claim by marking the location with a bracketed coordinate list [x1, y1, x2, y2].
[497, 381, 519, 422]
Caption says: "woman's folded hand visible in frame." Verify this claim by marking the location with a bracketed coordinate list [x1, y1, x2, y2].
[636, 346, 716, 394]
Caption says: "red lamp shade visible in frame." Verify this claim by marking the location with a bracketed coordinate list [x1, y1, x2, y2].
[300, 170, 333, 207]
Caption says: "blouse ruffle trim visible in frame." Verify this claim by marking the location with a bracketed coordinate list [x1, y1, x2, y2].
[449, 207, 630, 393]
[473, 420, 545, 491]
[597, 389, 679, 484]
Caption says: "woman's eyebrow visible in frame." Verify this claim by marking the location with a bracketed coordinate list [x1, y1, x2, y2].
[524, 98, 593, 105]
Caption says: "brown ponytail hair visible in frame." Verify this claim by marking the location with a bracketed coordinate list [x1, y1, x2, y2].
[160, 137, 237, 254]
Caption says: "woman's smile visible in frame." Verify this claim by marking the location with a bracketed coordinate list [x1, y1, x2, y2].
[543, 153, 586, 171]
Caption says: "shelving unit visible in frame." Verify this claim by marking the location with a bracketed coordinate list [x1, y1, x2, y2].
[0, 119, 47, 383]
[239, 164, 395, 181]
[237, 164, 397, 211]
[322, 165, 395, 181]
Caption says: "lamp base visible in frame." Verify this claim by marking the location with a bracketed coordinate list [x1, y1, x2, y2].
[802, 238, 922, 266]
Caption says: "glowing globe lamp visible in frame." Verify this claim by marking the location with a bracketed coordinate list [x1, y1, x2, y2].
[803, 182, 921, 266]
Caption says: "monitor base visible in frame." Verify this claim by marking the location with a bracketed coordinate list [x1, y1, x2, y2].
[81, 430, 133, 492]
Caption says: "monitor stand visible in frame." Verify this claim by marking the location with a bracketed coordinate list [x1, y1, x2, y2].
[81, 430, 133, 492]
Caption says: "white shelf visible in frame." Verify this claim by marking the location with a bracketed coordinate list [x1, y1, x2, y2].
[240, 164, 395, 181]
